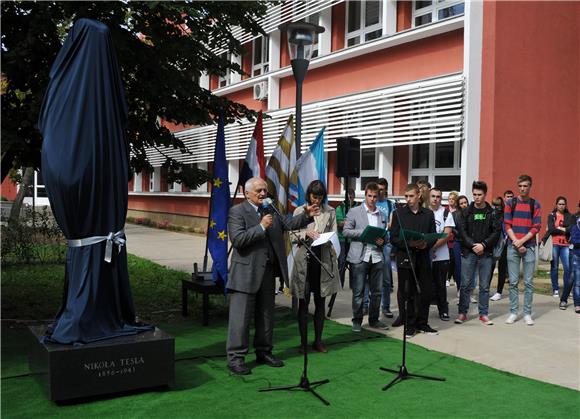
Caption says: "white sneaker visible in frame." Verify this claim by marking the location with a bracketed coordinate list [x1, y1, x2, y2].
[553, 291, 559, 298]
[524, 315, 535, 326]
[446, 280, 450, 287]
[490, 293, 502, 301]
[505, 314, 517, 324]
[470, 296, 477, 304]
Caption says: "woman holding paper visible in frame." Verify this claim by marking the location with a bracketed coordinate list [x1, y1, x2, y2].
[290, 181, 340, 353]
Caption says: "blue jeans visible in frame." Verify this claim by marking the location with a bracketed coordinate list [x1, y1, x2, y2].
[551, 245, 570, 292]
[351, 260, 383, 324]
[459, 253, 492, 316]
[381, 244, 393, 314]
[507, 246, 536, 315]
[562, 251, 580, 306]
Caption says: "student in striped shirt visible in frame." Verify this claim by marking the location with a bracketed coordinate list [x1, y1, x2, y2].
[503, 174, 542, 326]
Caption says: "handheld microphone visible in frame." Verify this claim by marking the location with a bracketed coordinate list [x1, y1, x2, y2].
[263, 197, 279, 216]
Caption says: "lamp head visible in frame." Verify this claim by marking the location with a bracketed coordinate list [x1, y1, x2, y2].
[279, 22, 325, 62]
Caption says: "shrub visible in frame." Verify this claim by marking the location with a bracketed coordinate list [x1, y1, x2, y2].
[1, 206, 66, 265]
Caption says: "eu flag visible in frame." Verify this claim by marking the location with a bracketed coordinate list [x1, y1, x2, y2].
[208, 115, 230, 286]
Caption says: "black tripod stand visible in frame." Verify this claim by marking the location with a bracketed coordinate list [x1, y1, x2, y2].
[258, 199, 332, 405]
[379, 208, 445, 391]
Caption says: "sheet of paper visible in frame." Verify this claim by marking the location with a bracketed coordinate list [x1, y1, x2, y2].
[311, 232, 341, 256]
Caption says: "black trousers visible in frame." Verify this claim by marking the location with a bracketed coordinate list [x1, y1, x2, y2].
[432, 260, 449, 315]
[491, 244, 508, 294]
[397, 258, 432, 329]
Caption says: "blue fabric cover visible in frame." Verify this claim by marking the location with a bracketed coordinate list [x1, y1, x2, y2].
[39, 19, 151, 344]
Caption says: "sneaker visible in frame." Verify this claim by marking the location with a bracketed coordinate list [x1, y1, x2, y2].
[383, 309, 394, 319]
[417, 324, 439, 335]
[559, 301, 567, 310]
[405, 327, 416, 337]
[524, 314, 534, 326]
[352, 322, 362, 332]
[479, 315, 494, 325]
[439, 313, 450, 321]
[369, 320, 389, 330]
[553, 290, 559, 298]
[445, 280, 450, 287]
[505, 313, 517, 324]
[490, 292, 502, 301]
[470, 296, 477, 304]
[575, 306, 580, 314]
[455, 313, 468, 324]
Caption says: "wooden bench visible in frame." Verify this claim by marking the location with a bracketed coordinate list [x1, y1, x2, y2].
[181, 263, 223, 326]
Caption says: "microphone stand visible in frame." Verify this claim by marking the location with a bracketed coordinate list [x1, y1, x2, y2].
[258, 199, 332, 406]
[379, 206, 445, 391]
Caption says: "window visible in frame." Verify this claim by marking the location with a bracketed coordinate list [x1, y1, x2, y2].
[168, 179, 181, 193]
[358, 148, 379, 192]
[218, 52, 231, 88]
[252, 35, 269, 77]
[133, 172, 142, 192]
[35, 170, 48, 198]
[346, 0, 382, 47]
[412, 1, 464, 28]
[409, 141, 461, 192]
[150, 167, 161, 192]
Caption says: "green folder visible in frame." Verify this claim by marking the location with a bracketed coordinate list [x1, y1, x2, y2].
[400, 228, 447, 241]
[359, 225, 387, 244]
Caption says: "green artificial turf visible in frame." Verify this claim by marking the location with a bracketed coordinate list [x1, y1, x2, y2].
[2, 309, 578, 419]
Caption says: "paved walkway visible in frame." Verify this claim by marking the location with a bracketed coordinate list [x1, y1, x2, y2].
[125, 223, 580, 391]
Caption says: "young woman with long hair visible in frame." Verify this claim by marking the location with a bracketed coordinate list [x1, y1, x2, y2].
[542, 196, 575, 303]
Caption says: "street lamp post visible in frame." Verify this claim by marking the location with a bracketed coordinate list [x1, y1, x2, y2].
[260, 21, 330, 406]
[279, 22, 324, 155]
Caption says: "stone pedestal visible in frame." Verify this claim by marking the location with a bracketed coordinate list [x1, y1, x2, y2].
[28, 325, 174, 402]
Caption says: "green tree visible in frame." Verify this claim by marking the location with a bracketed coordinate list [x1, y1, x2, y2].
[1, 1, 267, 187]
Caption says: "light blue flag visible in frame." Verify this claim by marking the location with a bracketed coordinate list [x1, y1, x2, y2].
[290, 127, 326, 207]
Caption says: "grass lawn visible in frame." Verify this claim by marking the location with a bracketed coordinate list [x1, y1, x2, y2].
[1, 254, 228, 324]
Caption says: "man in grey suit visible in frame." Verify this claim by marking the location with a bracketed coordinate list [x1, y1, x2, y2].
[343, 181, 390, 332]
[226, 177, 320, 375]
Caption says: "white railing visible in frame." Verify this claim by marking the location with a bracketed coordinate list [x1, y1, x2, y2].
[145, 73, 464, 166]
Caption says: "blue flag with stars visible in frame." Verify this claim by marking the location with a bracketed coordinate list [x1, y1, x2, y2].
[208, 115, 230, 287]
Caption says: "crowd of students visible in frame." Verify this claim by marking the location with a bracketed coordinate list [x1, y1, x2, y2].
[331, 174, 580, 339]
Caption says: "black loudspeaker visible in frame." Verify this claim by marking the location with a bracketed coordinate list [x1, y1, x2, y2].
[335, 137, 360, 178]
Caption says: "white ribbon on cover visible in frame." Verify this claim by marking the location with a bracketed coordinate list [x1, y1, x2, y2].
[67, 229, 126, 263]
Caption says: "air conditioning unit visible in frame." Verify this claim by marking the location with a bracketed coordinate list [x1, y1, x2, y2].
[253, 81, 268, 101]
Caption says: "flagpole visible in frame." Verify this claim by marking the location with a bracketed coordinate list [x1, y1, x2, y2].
[202, 196, 213, 272]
